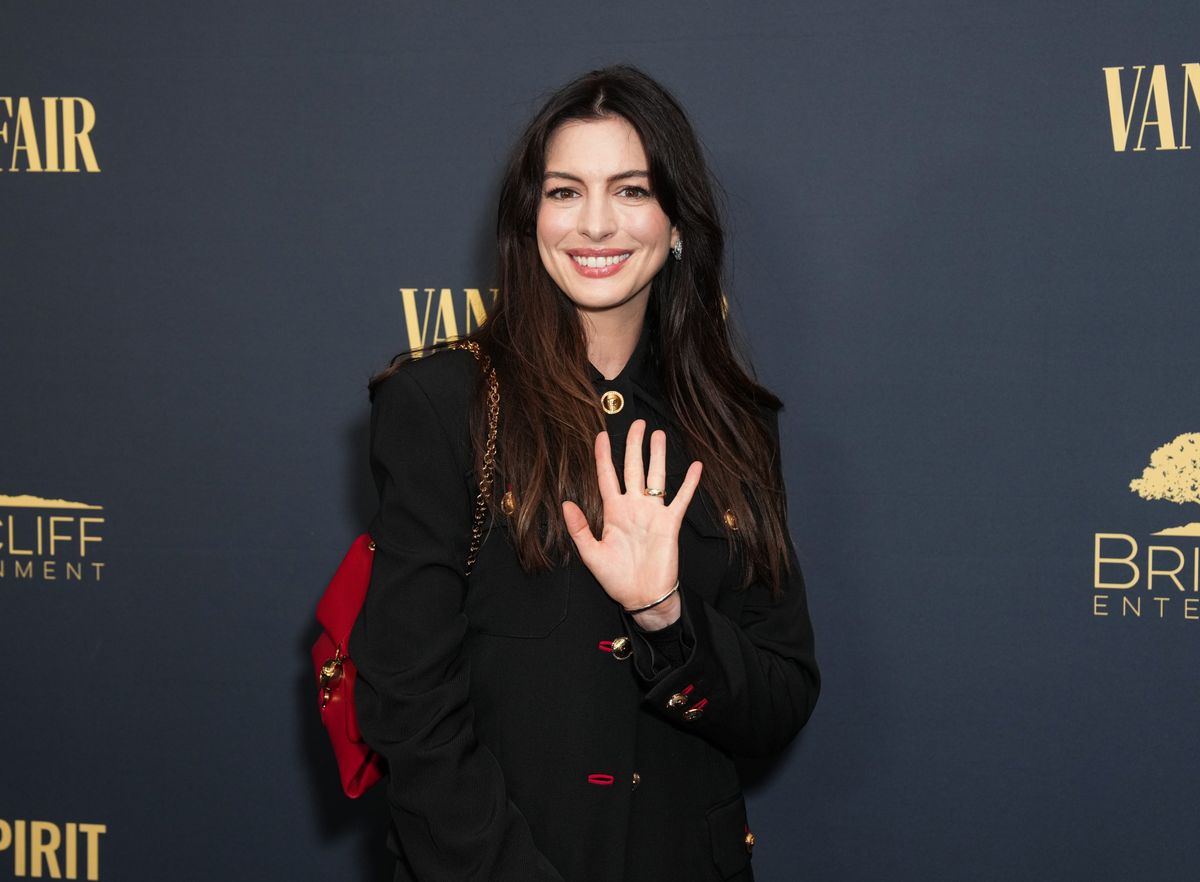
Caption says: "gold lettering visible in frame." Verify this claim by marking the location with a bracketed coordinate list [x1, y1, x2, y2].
[1093, 594, 1109, 616]
[1154, 596, 1170, 617]
[15, 819, 27, 876]
[65, 823, 76, 879]
[0, 96, 11, 165]
[400, 288, 436, 354]
[1121, 595, 1141, 616]
[10, 96, 43, 171]
[1094, 533, 1138, 589]
[15, 560, 33, 578]
[78, 518, 103, 557]
[1135, 64, 1177, 151]
[91, 562, 105, 580]
[43, 560, 57, 580]
[60, 98, 100, 173]
[463, 288, 496, 333]
[6, 515, 34, 555]
[31, 820, 62, 879]
[431, 288, 459, 343]
[1185, 598, 1199, 620]
[77, 824, 105, 881]
[1103, 65, 1144, 151]
[1147, 545, 1186, 591]
[0, 818, 10, 851]
[49, 516, 73, 556]
[43, 97, 60, 172]
[1180, 63, 1200, 149]
[66, 562, 82, 580]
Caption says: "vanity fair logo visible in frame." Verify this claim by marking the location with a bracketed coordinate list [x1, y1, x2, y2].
[1102, 63, 1200, 152]
[0, 494, 106, 583]
[1093, 434, 1200, 621]
[400, 287, 497, 354]
[0, 817, 106, 880]
[0, 97, 101, 172]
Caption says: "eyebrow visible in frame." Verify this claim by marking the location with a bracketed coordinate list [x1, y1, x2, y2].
[543, 169, 650, 183]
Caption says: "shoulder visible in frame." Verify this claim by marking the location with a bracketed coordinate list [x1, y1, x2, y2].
[371, 346, 480, 421]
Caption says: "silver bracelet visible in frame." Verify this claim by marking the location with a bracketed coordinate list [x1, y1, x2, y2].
[622, 580, 680, 614]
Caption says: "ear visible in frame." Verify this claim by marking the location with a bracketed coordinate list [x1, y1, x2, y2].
[670, 224, 681, 248]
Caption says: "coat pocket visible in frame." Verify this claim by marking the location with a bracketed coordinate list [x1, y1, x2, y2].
[706, 793, 753, 880]
[464, 516, 570, 638]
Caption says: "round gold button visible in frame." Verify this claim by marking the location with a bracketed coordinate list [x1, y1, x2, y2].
[683, 706, 704, 722]
[631, 771, 641, 790]
[610, 635, 632, 661]
[745, 830, 755, 852]
[667, 693, 689, 708]
[600, 390, 624, 414]
[723, 509, 738, 531]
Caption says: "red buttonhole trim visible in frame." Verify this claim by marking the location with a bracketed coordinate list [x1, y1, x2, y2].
[587, 774, 615, 786]
[690, 698, 709, 711]
[682, 684, 694, 695]
[598, 640, 614, 653]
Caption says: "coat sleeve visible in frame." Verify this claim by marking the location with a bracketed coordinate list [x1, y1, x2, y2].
[618, 406, 820, 757]
[349, 365, 564, 881]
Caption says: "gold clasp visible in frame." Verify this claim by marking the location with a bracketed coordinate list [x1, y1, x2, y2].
[319, 645, 345, 709]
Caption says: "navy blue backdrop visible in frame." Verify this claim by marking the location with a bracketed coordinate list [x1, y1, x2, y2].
[4, 2, 1199, 879]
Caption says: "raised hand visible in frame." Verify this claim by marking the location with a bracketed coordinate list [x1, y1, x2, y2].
[561, 418, 703, 631]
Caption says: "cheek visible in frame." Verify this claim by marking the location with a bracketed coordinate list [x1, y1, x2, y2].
[625, 208, 672, 246]
[536, 204, 571, 245]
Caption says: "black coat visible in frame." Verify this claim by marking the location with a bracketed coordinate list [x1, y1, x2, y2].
[350, 323, 819, 882]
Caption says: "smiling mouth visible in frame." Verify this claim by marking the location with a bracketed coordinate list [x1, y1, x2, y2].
[571, 253, 631, 268]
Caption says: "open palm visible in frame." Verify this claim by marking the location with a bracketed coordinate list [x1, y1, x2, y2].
[562, 418, 703, 611]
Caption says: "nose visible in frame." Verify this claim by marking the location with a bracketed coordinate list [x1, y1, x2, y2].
[577, 193, 617, 241]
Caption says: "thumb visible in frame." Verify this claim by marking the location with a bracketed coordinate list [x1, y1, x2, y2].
[561, 500, 599, 558]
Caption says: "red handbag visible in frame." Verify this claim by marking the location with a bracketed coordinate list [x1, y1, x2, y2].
[312, 340, 499, 798]
[312, 533, 385, 797]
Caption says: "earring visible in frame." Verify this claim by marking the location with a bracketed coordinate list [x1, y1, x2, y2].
[671, 239, 683, 261]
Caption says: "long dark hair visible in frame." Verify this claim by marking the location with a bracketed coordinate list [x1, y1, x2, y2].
[371, 64, 793, 596]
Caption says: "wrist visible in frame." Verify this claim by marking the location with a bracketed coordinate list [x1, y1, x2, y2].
[631, 592, 682, 631]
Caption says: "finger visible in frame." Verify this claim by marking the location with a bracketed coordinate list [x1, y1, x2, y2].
[594, 431, 622, 500]
[646, 429, 667, 500]
[561, 501, 600, 557]
[624, 419, 646, 495]
[668, 460, 703, 520]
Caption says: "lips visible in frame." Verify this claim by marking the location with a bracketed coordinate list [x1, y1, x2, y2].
[566, 249, 633, 277]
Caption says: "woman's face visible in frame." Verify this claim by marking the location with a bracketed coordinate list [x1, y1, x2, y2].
[536, 116, 678, 324]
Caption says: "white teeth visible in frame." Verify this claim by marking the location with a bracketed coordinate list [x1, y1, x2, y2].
[572, 253, 631, 268]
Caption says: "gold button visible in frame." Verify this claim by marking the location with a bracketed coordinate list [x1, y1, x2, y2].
[683, 706, 704, 722]
[723, 509, 738, 530]
[600, 390, 624, 414]
[631, 772, 641, 790]
[667, 693, 688, 708]
[745, 830, 755, 853]
[501, 489, 516, 515]
[610, 635, 632, 661]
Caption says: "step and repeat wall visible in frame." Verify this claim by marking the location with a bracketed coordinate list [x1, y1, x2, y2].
[4, 2, 1197, 880]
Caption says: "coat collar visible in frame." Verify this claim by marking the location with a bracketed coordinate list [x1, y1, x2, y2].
[586, 320, 659, 394]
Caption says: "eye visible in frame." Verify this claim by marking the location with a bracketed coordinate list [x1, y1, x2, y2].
[544, 187, 577, 200]
[618, 185, 652, 198]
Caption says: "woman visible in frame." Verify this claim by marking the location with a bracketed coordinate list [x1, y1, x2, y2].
[350, 64, 819, 882]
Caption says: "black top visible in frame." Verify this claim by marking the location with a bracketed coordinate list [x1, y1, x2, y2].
[350, 334, 819, 881]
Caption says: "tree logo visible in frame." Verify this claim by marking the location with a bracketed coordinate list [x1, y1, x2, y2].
[1129, 433, 1200, 536]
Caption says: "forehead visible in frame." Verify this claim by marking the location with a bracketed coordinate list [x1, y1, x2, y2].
[544, 116, 648, 174]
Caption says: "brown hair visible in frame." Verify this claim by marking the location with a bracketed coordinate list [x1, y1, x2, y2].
[371, 64, 793, 596]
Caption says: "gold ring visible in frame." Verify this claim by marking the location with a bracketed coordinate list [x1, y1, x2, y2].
[642, 487, 665, 497]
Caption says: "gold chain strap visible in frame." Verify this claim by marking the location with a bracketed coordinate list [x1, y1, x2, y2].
[446, 340, 499, 576]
